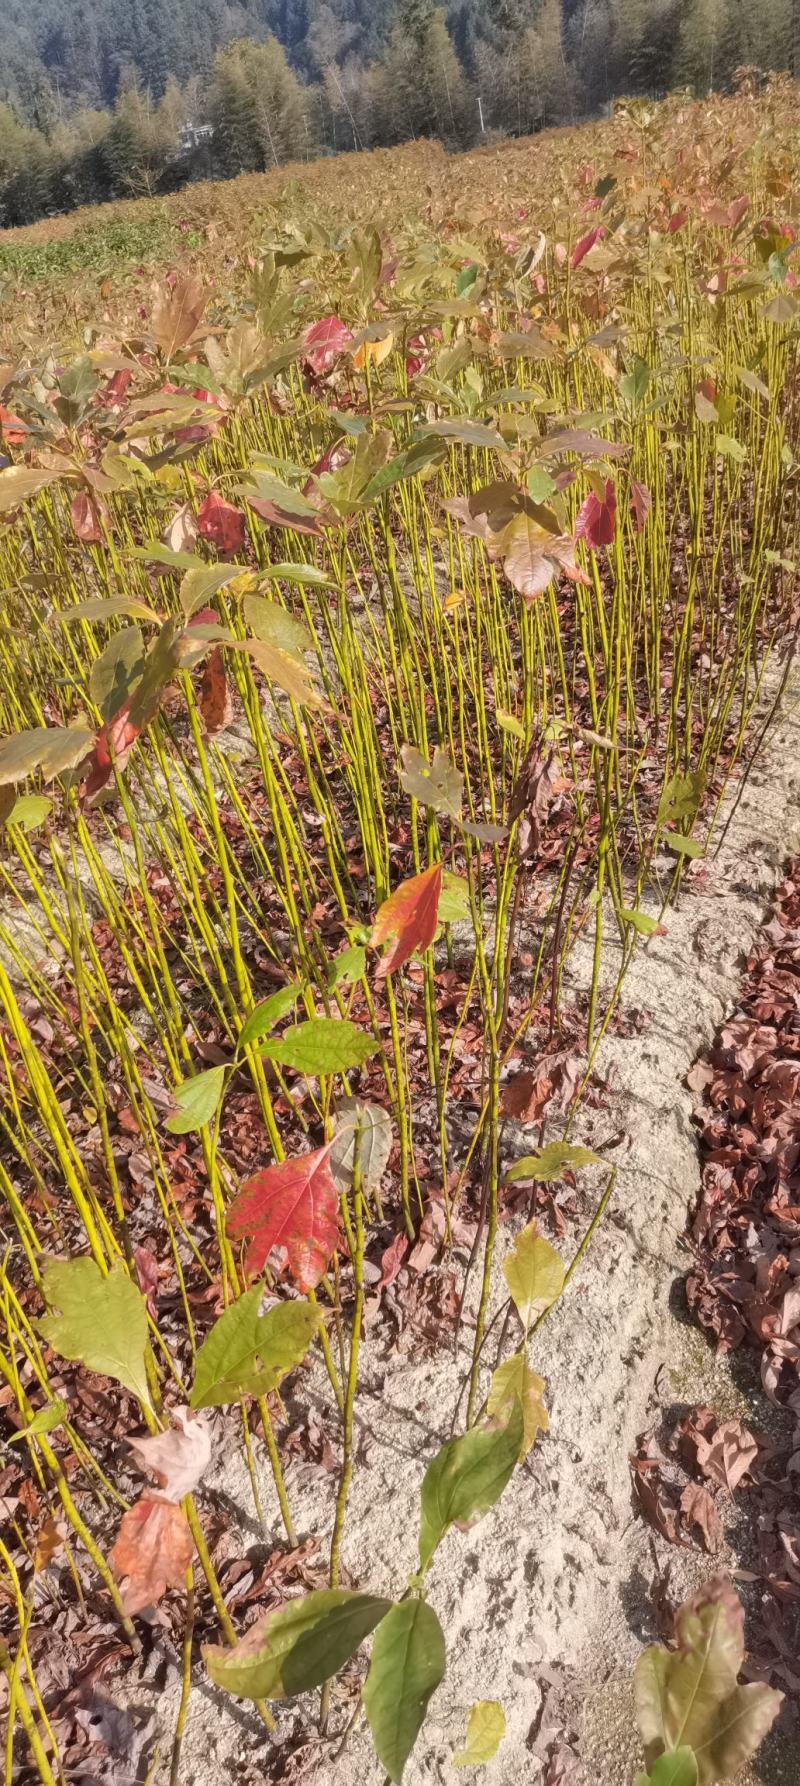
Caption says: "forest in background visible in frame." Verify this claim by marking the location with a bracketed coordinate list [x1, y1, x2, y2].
[0, 0, 798, 227]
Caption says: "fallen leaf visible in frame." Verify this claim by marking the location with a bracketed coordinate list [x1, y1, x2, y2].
[680, 1480, 721, 1552]
[111, 1494, 193, 1614]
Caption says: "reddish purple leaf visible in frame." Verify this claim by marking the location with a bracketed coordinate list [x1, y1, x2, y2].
[197, 491, 246, 555]
[302, 315, 353, 377]
[576, 478, 616, 547]
[227, 1144, 339, 1290]
[571, 226, 604, 268]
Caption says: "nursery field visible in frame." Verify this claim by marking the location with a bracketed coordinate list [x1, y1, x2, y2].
[1, 78, 800, 1786]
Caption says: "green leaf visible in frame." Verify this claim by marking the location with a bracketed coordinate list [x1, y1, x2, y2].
[496, 710, 526, 741]
[205, 1588, 392, 1700]
[437, 872, 471, 926]
[130, 541, 206, 572]
[453, 1699, 506, 1767]
[327, 944, 366, 989]
[3, 793, 52, 833]
[418, 1400, 523, 1571]
[620, 907, 662, 936]
[527, 465, 557, 504]
[190, 1286, 320, 1408]
[506, 1142, 602, 1183]
[399, 744, 463, 820]
[315, 430, 394, 516]
[715, 434, 747, 465]
[164, 1065, 226, 1133]
[38, 1258, 151, 1411]
[262, 562, 335, 588]
[247, 637, 327, 709]
[8, 1398, 68, 1441]
[763, 290, 797, 324]
[243, 592, 312, 663]
[180, 564, 242, 619]
[634, 1752, 698, 1786]
[121, 617, 182, 730]
[363, 437, 446, 500]
[487, 1351, 548, 1459]
[502, 1223, 565, 1329]
[56, 356, 100, 424]
[362, 1600, 446, 1784]
[237, 470, 320, 519]
[664, 831, 704, 859]
[422, 417, 504, 450]
[237, 986, 301, 1050]
[0, 726, 95, 788]
[60, 595, 161, 624]
[657, 769, 706, 831]
[0, 466, 60, 513]
[620, 356, 652, 410]
[329, 1097, 392, 1193]
[88, 626, 145, 722]
[260, 1018, 378, 1076]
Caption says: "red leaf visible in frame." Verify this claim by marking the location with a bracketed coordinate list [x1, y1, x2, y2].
[668, 208, 687, 234]
[70, 490, 106, 544]
[103, 369, 132, 408]
[227, 1144, 339, 1290]
[197, 490, 246, 555]
[302, 315, 353, 377]
[82, 705, 140, 799]
[0, 405, 28, 445]
[199, 644, 233, 735]
[134, 1245, 160, 1320]
[571, 226, 604, 268]
[371, 862, 443, 979]
[630, 476, 652, 533]
[111, 1494, 193, 1614]
[379, 1232, 409, 1288]
[575, 478, 616, 547]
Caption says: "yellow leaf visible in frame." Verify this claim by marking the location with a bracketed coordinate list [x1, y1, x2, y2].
[503, 1222, 565, 1329]
[453, 1700, 506, 1766]
[353, 333, 394, 370]
[488, 1350, 548, 1458]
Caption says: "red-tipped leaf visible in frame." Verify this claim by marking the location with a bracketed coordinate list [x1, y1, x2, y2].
[371, 862, 443, 979]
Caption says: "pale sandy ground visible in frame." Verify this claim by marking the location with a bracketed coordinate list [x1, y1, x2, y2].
[116, 678, 800, 1786]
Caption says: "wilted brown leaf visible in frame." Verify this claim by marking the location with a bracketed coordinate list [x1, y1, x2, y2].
[111, 1494, 193, 1614]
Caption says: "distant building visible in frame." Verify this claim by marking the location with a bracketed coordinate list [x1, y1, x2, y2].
[177, 123, 214, 153]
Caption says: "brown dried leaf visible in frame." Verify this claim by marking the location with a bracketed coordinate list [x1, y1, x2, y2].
[111, 1495, 193, 1615]
[680, 1480, 721, 1552]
